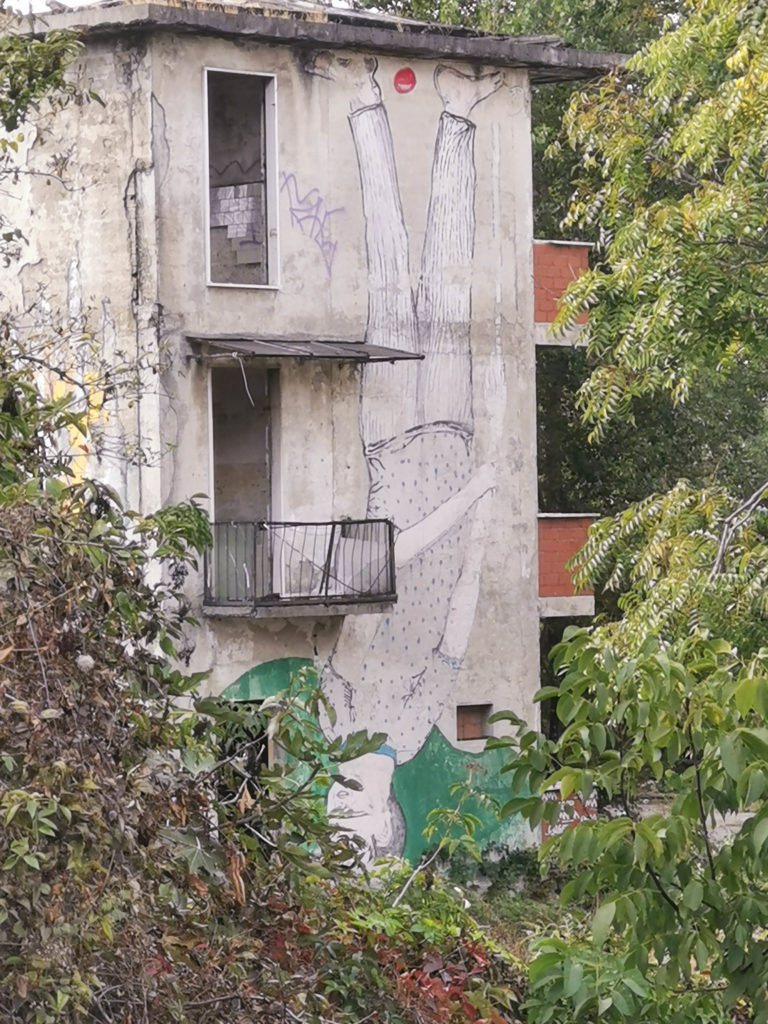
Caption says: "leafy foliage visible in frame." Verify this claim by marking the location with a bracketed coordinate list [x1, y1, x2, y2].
[493, 627, 768, 1023]
[566, 480, 768, 655]
[557, 0, 768, 435]
[496, 4, 768, 1022]
[0, 372, 522, 1022]
[352, 0, 514, 32]
[537, 347, 768, 513]
[0, 3, 82, 268]
[0, 4, 80, 133]
[506, 0, 677, 241]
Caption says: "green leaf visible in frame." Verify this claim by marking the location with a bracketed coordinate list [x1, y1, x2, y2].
[612, 987, 633, 1016]
[529, 951, 564, 987]
[752, 814, 768, 855]
[591, 900, 616, 946]
[682, 878, 703, 911]
[563, 958, 584, 997]
[622, 972, 650, 998]
[736, 676, 759, 715]
[88, 518, 110, 539]
[721, 734, 745, 781]
[597, 995, 613, 1015]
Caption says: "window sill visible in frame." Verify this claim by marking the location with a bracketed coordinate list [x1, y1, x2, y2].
[206, 280, 280, 291]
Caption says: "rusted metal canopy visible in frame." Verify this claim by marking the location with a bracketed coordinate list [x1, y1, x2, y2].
[187, 334, 424, 363]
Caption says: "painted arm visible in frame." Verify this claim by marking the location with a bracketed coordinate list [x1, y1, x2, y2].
[437, 334, 508, 663]
[436, 489, 493, 664]
[394, 461, 495, 569]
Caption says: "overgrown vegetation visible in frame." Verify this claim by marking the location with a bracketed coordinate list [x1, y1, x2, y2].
[486, 1, 768, 1022]
[0, 243, 525, 1024]
[537, 347, 768, 515]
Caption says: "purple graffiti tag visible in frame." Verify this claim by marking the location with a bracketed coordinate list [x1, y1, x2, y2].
[280, 171, 344, 276]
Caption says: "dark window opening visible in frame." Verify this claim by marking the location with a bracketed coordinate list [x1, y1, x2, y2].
[211, 363, 272, 523]
[207, 70, 269, 286]
[457, 703, 492, 741]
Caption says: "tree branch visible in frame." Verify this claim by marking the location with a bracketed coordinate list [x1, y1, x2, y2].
[688, 725, 716, 880]
[709, 479, 768, 582]
[647, 865, 682, 921]
[392, 843, 443, 909]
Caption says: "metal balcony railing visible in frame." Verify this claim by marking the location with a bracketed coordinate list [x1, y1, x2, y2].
[204, 519, 396, 609]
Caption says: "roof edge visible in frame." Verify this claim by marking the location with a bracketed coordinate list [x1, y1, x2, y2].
[25, 3, 625, 82]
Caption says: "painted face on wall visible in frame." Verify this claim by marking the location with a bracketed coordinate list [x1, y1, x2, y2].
[326, 751, 406, 866]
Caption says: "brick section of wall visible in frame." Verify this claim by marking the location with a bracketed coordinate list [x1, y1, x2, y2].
[533, 241, 590, 324]
[538, 516, 594, 598]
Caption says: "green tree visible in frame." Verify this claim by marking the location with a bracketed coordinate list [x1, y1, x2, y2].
[496, 2, 768, 1021]
[558, 0, 768, 437]
[508, 0, 676, 241]
[537, 347, 768, 514]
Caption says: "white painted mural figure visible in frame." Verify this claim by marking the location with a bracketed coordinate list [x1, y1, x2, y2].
[325, 748, 406, 867]
[306, 53, 509, 861]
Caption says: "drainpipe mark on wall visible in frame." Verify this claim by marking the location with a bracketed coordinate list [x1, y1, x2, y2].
[123, 166, 140, 314]
[122, 160, 155, 508]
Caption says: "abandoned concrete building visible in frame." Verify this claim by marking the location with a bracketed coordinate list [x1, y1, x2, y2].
[9, 0, 616, 861]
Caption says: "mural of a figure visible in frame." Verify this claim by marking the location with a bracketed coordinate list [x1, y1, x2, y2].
[306, 54, 508, 862]
[326, 749, 406, 868]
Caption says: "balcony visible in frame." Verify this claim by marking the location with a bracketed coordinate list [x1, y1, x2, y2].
[533, 239, 592, 346]
[203, 519, 396, 617]
[538, 513, 597, 618]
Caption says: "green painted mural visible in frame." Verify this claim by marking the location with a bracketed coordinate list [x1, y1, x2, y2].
[222, 659, 529, 864]
[393, 726, 532, 863]
[220, 657, 314, 702]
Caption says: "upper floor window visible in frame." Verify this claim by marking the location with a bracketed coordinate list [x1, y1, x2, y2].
[205, 69, 278, 288]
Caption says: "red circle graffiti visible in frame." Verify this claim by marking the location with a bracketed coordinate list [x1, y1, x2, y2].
[394, 68, 416, 94]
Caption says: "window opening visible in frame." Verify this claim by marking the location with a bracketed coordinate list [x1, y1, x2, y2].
[211, 364, 273, 602]
[211, 363, 271, 522]
[456, 704, 492, 741]
[207, 70, 272, 286]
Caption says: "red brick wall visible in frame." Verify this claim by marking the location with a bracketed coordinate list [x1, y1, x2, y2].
[538, 515, 594, 598]
[533, 241, 590, 324]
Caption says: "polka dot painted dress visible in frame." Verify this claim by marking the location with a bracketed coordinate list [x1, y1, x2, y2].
[325, 425, 473, 762]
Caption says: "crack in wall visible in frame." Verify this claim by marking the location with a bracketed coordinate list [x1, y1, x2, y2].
[151, 93, 170, 189]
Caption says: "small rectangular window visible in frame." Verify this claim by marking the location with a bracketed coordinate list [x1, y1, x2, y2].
[206, 69, 277, 287]
[456, 704, 492, 741]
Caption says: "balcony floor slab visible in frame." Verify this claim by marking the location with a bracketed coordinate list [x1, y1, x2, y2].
[203, 599, 396, 619]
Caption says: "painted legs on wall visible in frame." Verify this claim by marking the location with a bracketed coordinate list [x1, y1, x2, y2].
[305, 52, 505, 864]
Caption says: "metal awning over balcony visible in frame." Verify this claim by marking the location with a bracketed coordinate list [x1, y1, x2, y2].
[204, 519, 396, 615]
[188, 335, 424, 363]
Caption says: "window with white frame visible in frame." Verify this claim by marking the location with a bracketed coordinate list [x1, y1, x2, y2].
[205, 69, 278, 287]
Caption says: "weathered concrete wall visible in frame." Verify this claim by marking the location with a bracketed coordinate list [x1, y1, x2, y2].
[7, 23, 541, 861]
[5, 34, 163, 510]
